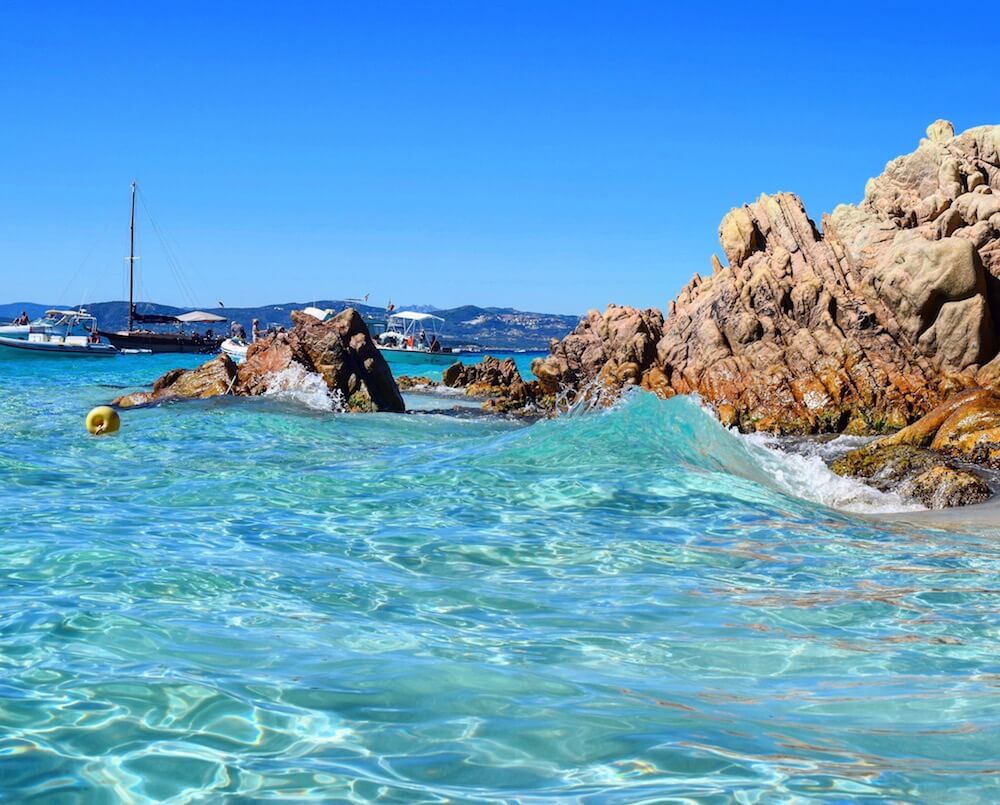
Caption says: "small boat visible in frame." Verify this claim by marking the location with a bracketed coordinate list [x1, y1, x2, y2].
[303, 306, 335, 322]
[0, 311, 118, 358]
[376, 311, 458, 365]
[98, 182, 226, 354]
[221, 337, 249, 364]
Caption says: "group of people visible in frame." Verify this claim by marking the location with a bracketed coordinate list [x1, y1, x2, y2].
[417, 329, 443, 352]
[223, 317, 445, 353]
[14, 311, 29, 325]
[230, 318, 283, 344]
[229, 319, 258, 342]
[230, 319, 248, 342]
[402, 329, 442, 352]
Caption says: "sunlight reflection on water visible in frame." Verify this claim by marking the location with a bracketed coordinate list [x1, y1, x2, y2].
[1, 353, 999, 801]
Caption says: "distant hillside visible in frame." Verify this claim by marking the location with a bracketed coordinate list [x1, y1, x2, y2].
[0, 300, 580, 350]
[0, 303, 59, 321]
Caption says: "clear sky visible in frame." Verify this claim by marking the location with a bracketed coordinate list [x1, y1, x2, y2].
[0, 2, 996, 315]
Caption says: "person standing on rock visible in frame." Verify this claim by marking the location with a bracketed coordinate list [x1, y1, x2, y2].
[252, 319, 261, 343]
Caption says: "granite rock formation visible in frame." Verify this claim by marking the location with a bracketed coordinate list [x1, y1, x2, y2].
[114, 308, 405, 413]
[532, 121, 1000, 434]
[112, 354, 239, 408]
[830, 387, 1000, 508]
[830, 443, 990, 509]
[442, 356, 544, 413]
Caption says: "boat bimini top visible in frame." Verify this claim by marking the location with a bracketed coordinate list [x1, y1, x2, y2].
[41, 310, 98, 329]
[386, 311, 445, 333]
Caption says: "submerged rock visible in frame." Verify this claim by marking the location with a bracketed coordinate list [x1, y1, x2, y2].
[114, 308, 405, 413]
[396, 375, 437, 390]
[531, 120, 1000, 433]
[830, 443, 990, 509]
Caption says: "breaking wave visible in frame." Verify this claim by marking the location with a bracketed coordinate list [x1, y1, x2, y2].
[261, 365, 345, 412]
[532, 390, 921, 515]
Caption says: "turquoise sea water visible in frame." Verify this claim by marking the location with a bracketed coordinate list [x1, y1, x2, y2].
[2, 351, 1000, 803]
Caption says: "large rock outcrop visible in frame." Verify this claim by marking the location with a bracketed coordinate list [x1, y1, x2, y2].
[114, 308, 405, 413]
[533, 121, 1000, 433]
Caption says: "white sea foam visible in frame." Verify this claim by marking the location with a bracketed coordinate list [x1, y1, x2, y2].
[424, 384, 468, 397]
[262, 365, 345, 412]
[680, 393, 922, 514]
[739, 430, 925, 515]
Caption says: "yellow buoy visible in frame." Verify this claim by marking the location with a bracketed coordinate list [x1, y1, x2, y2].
[86, 406, 120, 436]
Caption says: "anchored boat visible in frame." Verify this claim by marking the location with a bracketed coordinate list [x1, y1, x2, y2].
[0, 310, 118, 357]
[98, 182, 227, 354]
[0, 309, 94, 340]
[376, 311, 459, 365]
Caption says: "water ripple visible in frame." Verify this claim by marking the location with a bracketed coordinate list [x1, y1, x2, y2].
[1, 354, 999, 801]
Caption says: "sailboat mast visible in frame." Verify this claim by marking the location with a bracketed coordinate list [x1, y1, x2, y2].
[128, 181, 137, 331]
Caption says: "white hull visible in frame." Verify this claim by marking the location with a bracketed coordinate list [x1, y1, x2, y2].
[0, 324, 31, 339]
[221, 338, 248, 364]
[0, 335, 118, 357]
[377, 346, 459, 365]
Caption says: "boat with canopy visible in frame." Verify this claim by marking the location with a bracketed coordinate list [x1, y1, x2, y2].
[375, 311, 458, 364]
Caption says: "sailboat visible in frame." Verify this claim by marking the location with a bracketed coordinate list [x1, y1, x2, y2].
[99, 182, 227, 354]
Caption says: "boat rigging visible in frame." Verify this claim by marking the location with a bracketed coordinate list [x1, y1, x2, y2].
[100, 181, 226, 354]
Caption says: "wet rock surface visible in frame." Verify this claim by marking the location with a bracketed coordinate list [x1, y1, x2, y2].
[114, 308, 405, 413]
[830, 442, 990, 509]
[112, 354, 238, 408]
[830, 387, 1000, 507]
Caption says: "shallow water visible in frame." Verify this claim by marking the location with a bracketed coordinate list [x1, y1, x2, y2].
[2, 352, 1000, 802]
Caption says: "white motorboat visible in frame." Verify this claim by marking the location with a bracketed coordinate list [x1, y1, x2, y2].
[221, 337, 249, 364]
[0, 311, 118, 358]
[0, 309, 93, 340]
[376, 311, 458, 365]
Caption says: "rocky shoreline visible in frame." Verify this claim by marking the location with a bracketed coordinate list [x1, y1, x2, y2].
[523, 120, 1000, 509]
[113, 308, 405, 413]
[113, 119, 1000, 510]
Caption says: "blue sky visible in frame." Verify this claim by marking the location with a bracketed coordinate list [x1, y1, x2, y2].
[0, 2, 996, 314]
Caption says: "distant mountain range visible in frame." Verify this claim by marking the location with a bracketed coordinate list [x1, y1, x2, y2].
[0, 300, 581, 350]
